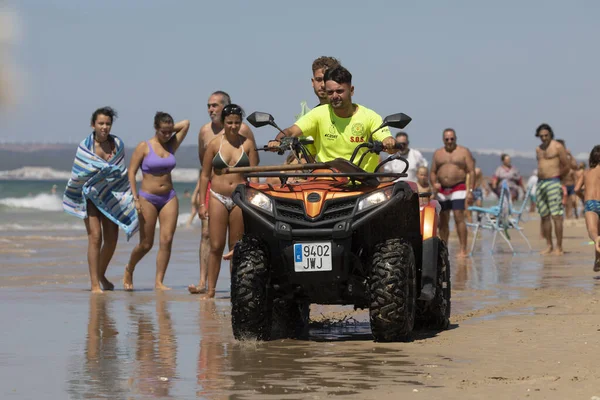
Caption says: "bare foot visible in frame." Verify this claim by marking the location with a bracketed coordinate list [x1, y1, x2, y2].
[223, 250, 234, 261]
[100, 277, 114, 291]
[552, 248, 564, 256]
[123, 266, 134, 291]
[155, 282, 171, 291]
[188, 284, 207, 294]
[199, 290, 216, 300]
[91, 286, 103, 294]
[540, 246, 553, 255]
[457, 250, 468, 258]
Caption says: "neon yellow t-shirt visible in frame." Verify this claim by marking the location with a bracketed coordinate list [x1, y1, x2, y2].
[294, 104, 391, 172]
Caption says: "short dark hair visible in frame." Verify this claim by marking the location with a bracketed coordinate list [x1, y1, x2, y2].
[324, 65, 352, 85]
[312, 56, 340, 74]
[221, 104, 245, 123]
[154, 111, 174, 129]
[395, 132, 408, 140]
[91, 106, 118, 125]
[443, 128, 456, 136]
[535, 123, 554, 138]
[501, 153, 509, 162]
[212, 90, 231, 106]
[589, 145, 600, 168]
[556, 139, 565, 147]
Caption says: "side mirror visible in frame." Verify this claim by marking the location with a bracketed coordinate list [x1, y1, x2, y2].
[247, 112, 275, 128]
[383, 113, 412, 130]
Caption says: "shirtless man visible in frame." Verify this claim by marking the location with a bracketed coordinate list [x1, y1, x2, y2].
[535, 124, 569, 255]
[430, 128, 475, 257]
[556, 139, 579, 219]
[188, 91, 257, 294]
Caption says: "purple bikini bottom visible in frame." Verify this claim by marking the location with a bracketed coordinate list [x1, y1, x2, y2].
[139, 189, 176, 211]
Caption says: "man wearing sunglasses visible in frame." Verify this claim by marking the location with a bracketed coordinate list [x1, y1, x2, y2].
[430, 128, 476, 257]
[535, 123, 570, 256]
[381, 132, 428, 182]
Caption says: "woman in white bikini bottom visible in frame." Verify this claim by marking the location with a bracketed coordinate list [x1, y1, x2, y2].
[210, 188, 236, 211]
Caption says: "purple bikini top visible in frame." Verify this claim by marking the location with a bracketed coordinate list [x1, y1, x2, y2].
[141, 140, 176, 175]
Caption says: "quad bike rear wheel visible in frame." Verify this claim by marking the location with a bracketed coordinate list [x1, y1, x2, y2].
[231, 235, 272, 340]
[369, 238, 416, 342]
[416, 240, 451, 330]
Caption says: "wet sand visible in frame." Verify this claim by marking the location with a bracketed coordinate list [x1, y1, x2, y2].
[1, 217, 600, 399]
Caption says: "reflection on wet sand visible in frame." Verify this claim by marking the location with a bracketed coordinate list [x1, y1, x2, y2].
[67, 295, 126, 398]
[193, 301, 434, 399]
[128, 295, 177, 397]
[196, 300, 233, 398]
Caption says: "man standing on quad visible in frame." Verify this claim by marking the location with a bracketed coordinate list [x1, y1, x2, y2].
[430, 128, 476, 258]
[268, 65, 396, 171]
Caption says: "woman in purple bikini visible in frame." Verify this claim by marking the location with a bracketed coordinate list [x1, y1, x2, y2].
[124, 112, 190, 290]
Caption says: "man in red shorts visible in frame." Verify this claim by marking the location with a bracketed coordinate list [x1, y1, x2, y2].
[430, 128, 476, 258]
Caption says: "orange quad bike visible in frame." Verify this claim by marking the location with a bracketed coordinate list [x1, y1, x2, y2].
[222, 111, 450, 342]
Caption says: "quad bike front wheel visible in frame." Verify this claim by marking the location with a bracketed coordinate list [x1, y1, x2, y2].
[416, 240, 451, 330]
[369, 238, 416, 342]
[231, 235, 272, 341]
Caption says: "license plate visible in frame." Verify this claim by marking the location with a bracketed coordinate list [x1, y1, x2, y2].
[293, 242, 332, 272]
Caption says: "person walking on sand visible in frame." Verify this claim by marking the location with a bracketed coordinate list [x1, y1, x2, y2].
[188, 91, 257, 294]
[197, 104, 258, 299]
[574, 145, 600, 271]
[430, 128, 476, 258]
[467, 158, 490, 223]
[63, 107, 138, 293]
[123, 112, 190, 291]
[556, 139, 579, 219]
[534, 124, 569, 255]
[575, 162, 586, 215]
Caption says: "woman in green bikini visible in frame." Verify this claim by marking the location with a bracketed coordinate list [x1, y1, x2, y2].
[194, 104, 258, 298]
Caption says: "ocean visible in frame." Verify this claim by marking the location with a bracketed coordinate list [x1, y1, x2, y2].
[0, 179, 200, 232]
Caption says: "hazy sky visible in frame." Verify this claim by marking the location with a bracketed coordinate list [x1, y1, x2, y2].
[1, 0, 598, 157]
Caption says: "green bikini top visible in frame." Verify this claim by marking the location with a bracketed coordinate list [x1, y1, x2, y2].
[212, 135, 250, 170]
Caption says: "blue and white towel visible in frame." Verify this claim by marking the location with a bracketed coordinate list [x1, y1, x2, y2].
[63, 133, 139, 240]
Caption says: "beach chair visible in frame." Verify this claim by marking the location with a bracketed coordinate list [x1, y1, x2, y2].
[467, 181, 515, 255]
[505, 184, 534, 252]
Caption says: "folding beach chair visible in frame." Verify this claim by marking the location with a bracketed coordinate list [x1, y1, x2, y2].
[467, 181, 515, 255]
[505, 184, 534, 252]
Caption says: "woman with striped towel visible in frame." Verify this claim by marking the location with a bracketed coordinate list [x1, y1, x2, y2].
[63, 107, 139, 293]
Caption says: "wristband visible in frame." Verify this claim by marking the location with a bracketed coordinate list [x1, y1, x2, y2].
[199, 204, 205, 207]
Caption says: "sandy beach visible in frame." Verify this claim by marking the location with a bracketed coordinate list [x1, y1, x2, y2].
[1, 217, 599, 399]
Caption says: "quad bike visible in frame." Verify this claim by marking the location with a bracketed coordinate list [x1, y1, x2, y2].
[221, 111, 451, 342]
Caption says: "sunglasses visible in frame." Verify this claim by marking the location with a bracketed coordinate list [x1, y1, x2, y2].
[445, 137, 456, 142]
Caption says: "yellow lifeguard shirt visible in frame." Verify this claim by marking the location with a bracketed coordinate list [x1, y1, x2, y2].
[295, 104, 391, 172]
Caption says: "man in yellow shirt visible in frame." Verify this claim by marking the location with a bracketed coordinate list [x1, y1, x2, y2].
[269, 65, 396, 172]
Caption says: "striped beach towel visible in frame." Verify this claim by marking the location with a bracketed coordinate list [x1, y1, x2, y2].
[63, 133, 139, 240]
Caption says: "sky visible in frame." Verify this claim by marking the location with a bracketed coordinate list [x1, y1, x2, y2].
[0, 0, 599, 158]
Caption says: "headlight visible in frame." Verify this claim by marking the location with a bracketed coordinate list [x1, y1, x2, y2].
[246, 189, 273, 213]
[357, 187, 393, 212]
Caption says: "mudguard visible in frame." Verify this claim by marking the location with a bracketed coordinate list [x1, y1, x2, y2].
[419, 236, 441, 301]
